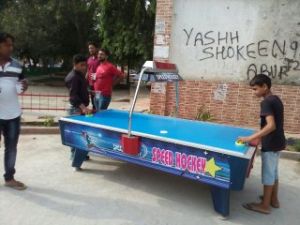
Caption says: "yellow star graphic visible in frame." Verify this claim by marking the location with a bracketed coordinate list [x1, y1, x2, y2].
[204, 158, 222, 178]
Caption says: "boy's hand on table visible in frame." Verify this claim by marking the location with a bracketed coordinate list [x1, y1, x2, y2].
[82, 107, 93, 115]
[238, 136, 260, 146]
[237, 136, 253, 143]
[79, 104, 92, 115]
[86, 108, 93, 115]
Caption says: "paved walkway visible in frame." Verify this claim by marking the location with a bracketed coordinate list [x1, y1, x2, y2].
[0, 135, 299, 225]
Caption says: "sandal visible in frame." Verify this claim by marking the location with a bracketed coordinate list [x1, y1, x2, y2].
[243, 203, 270, 214]
[259, 195, 280, 208]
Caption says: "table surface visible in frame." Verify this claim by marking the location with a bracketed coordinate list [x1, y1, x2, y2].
[61, 109, 255, 157]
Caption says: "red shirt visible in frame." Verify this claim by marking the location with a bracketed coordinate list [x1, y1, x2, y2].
[87, 56, 100, 86]
[93, 61, 124, 97]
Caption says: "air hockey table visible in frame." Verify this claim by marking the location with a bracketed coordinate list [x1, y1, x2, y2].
[59, 109, 257, 217]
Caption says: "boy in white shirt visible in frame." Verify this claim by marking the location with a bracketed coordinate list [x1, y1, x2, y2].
[0, 32, 28, 190]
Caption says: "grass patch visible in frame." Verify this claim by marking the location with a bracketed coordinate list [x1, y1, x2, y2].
[286, 138, 300, 152]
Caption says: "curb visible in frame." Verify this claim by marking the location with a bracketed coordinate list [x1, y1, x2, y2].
[255, 149, 300, 161]
[280, 150, 300, 161]
[21, 126, 60, 135]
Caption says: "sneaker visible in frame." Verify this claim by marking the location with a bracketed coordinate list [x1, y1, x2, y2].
[73, 167, 82, 172]
[5, 179, 27, 191]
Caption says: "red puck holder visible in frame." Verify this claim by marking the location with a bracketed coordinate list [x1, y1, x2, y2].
[121, 134, 140, 155]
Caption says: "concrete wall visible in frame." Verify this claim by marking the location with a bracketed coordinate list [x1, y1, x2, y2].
[151, 0, 300, 133]
[167, 0, 300, 84]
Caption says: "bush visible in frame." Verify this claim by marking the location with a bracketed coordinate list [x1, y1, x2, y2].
[195, 106, 213, 121]
[293, 140, 300, 152]
[43, 117, 55, 127]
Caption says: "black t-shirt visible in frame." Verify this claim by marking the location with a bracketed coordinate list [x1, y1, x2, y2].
[260, 95, 286, 152]
[65, 70, 89, 108]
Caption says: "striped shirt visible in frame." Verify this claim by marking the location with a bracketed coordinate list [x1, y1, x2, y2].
[0, 58, 24, 120]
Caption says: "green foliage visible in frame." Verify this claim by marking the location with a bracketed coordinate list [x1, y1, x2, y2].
[0, 0, 99, 69]
[0, 0, 156, 72]
[286, 138, 300, 152]
[195, 106, 214, 121]
[43, 116, 55, 127]
[98, 0, 156, 70]
[294, 141, 300, 152]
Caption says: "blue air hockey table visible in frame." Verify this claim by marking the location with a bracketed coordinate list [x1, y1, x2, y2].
[59, 109, 257, 217]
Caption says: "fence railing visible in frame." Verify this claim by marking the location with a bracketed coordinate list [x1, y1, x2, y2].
[19, 93, 69, 111]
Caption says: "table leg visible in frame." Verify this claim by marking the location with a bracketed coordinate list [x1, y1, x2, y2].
[72, 149, 88, 168]
[246, 148, 257, 178]
[210, 186, 230, 217]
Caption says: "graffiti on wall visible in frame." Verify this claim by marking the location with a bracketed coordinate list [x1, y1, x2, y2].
[183, 28, 300, 80]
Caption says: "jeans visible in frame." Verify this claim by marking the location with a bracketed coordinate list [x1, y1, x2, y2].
[67, 106, 88, 168]
[0, 116, 20, 181]
[261, 151, 280, 185]
[94, 94, 111, 112]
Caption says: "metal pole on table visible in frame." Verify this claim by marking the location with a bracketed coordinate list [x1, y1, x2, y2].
[175, 81, 179, 117]
[128, 67, 148, 137]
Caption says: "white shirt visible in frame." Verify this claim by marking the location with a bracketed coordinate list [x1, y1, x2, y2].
[0, 59, 23, 120]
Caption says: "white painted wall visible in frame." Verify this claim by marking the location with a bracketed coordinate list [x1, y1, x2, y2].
[169, 0, 300, 84]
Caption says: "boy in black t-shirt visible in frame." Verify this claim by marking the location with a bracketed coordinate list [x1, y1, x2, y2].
[65, 54, 92, 170]
[238, 74, 285, 214]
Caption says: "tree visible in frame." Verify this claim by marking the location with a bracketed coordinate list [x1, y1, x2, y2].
[98, 0, 156, 83]
[0, 0, 9, 29]
[0, 0, 99, 69]
[51, 0, 100, 66]
[0, 0, 156, 74]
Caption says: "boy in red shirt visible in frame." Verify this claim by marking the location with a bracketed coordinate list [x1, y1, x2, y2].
[93, 49, 124, 111]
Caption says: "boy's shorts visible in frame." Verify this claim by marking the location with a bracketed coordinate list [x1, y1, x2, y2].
[261, 151, 280, 185]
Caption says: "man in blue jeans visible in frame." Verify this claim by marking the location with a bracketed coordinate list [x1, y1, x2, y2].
[0, 32, 28, 190]
[65, 54, 92, 171]
[92, 49, 124, 111]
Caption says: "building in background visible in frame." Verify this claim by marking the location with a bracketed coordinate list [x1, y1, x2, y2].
[150, 0, 300, 133]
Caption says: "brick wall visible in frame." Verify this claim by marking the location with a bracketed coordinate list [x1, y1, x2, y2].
[150, 81, 300, 133]
[151, 0, 300, 134]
